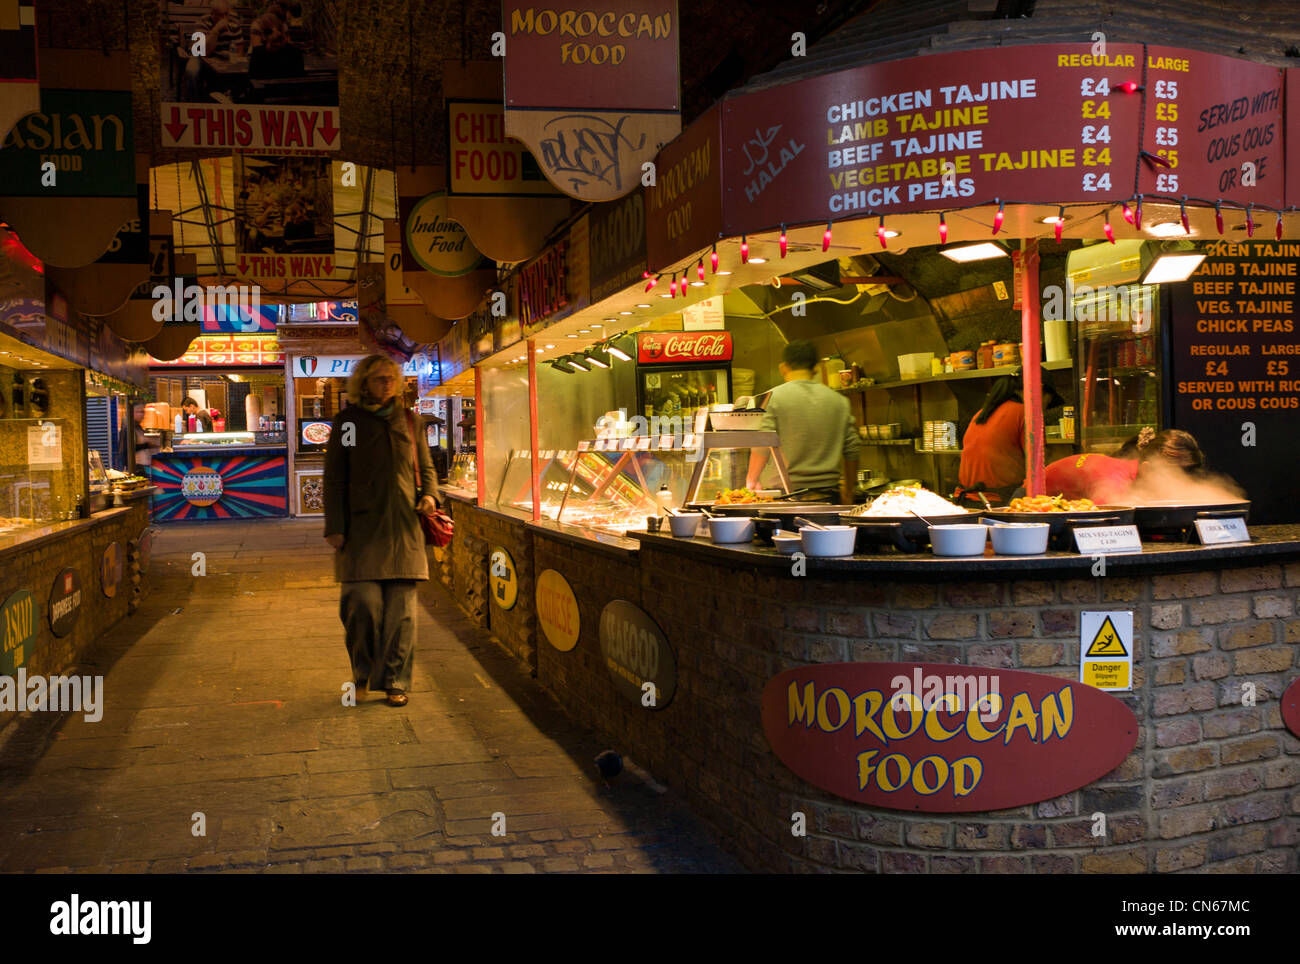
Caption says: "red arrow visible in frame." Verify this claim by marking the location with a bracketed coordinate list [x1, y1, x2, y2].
[163, 106, 188, 143]
[322, 258, 333, 274]
[318, 112, 339, 146]
[237, 257, 248, 275]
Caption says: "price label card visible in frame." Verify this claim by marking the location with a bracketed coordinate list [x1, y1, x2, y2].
[620, 437, 637, 451]
[635, 436, 652, 451]
[658, 435, 675, 450]
[1195, 518, 1250, 546]
[683, 433, 700, 450]
[595, 439, 609, 451]
[1073, 525, 1143, 555]
[577, 441, 590, 451]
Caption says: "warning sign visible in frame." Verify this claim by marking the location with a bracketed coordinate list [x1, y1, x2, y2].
[1080, 611, 1133, 691]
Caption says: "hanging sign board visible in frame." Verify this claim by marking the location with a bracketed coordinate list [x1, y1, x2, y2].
[761, 662, 1139, 812]
[589, 188, 646, 301]
[1080, 611, 1134, 691]
[721, 42, 1143, 235]
[448, 100, 558, 196]
[1138, 48, 1283, 209]
[0, 0, 38, 144]
[646, 103, 722, 271]
[402, 191, 492, 277]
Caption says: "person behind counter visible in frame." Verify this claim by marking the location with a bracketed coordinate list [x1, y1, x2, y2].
[181, 397, 214, 433]
[745, 340, 859, 503]
[956, 371, 1064, 505]
[1044, 427, 1205, 504]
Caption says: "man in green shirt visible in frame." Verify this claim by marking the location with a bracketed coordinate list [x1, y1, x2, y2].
[746, 340, 860, 503]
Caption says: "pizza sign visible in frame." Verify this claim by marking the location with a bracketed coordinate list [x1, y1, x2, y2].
[636, 331, 732, 364]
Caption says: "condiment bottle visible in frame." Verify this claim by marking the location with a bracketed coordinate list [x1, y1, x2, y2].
[656, 484, 678, 511]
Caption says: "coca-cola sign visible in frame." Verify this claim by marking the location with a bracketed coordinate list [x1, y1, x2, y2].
[637, 331, 732, 364]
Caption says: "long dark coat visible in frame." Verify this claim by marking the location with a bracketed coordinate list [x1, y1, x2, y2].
[323, 403, 438, 582]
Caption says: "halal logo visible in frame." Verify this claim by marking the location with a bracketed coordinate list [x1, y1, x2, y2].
[298, 356, 317, 376]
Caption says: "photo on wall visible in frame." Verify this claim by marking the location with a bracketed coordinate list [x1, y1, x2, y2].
[161, 0, 339, 106]
[234, 153, 334, 256]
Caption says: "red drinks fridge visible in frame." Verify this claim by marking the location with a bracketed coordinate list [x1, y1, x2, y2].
[635, 331, 733, 425]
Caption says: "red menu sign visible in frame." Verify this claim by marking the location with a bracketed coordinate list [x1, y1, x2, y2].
[722, 43, 1142, 234]
[518, 240, 569, 332]
[761, 662, 1138, 813]
[637, 331, 732, 364]
[1139, 48, 1283, 209]
[646, 103, 723, 271]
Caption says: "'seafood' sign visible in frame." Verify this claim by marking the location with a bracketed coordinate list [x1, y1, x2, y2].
[761, 662, 1138, 812]
[160, 103, 340, 152]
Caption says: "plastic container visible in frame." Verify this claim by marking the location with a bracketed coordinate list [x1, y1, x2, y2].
[929, 524, 989, 557]
[978, 341, 996, 369]
[668, 513, 702, 538]
[988, 521, 1050, 555]
[952, 349, 976, 371]
[800, 525, 857, 557]
[707, 517, 755, 544]
[898, 352, 934, 380]
[656, 484, 678, 512]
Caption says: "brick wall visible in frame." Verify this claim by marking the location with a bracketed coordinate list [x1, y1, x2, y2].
[0, 502, 152, 734]
[446, 504, 536, 670]
[444, 505, 1300, 873]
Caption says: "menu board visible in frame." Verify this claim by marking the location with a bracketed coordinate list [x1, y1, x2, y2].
[1139, 48, 1283, 209]
[150, 335, 284, 367]
[1170, 241, 1299, 524]
[722, 43, 1142, 234]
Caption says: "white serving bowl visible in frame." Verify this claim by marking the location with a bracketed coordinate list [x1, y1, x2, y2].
[989, 521, 1050, 555]
[707, 516, 755, 544]
[929, 524, 988, 557]
[800, 525, 856, 557]
[668, 513, 703, 538]
[771, 530, 802, 554]
[709, 410, 766, 431]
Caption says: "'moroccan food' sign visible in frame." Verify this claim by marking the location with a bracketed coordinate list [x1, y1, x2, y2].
[761, 662, 1138, 813]
[1283, 677, 1300, 739]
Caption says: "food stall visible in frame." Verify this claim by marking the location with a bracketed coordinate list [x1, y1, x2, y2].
[424, 37, 1300, 874]
[147, 333, 289, 521]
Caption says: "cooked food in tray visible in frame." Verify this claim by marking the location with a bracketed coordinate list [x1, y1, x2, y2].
[851, 485, 968, 517]
[1007, 494, 1097, 512]
[715, 487, 774, 505]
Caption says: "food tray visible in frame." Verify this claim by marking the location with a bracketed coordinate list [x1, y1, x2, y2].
[982, 505, 1135, 550]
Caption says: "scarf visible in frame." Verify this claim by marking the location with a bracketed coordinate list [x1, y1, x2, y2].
[360, 397, 396, 418]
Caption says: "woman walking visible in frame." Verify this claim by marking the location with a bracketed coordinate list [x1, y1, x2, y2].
[323, 355, 438, 706]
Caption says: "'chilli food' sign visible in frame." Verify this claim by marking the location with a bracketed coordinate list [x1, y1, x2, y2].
[761, 662, 1138, 813]
[636, 331, 732, 364]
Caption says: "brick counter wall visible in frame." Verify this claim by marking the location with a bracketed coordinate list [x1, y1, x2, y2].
[447, 506, 536, 671]
[626, 549, 1300, 873]
[0, 503, 152, 734]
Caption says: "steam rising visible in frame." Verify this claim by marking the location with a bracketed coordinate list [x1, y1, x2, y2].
[1126, 459, 1246, 505]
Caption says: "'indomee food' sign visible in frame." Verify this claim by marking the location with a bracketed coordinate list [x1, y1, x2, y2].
[761, 662, 1138, 813]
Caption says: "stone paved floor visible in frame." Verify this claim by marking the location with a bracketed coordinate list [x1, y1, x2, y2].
[0, 519, 744, 874]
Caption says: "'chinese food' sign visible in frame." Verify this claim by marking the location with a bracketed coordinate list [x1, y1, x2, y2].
[761, 662, 1138, 812]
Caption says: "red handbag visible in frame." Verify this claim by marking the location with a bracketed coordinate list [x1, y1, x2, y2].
[409, 412, 453, 547]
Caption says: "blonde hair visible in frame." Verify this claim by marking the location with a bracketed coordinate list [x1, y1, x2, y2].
[346, 354, 401, 405]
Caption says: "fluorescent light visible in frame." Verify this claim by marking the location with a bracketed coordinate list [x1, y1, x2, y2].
[567, 356, 590, 372]
[583, 350, 610, 369]
[566, 333, 578, 338]
[880, 229, 901, 238]
[619, 310, 633, 315]
[544, 343, 555, 349]
[716, 270, 732, 276]
[1141, 253, 1206, 284]
[636, 303, 652, 308]
[940, 243, 1009, 262]
[1038, 214, 1069, 225]
[689, 281, 706, 287]
[1148, 220, 1188, 238]
[606, 344, 632, 362]
[749, 257, 767, 264]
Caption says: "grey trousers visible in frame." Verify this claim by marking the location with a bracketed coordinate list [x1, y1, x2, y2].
[340, 580, 417, 692]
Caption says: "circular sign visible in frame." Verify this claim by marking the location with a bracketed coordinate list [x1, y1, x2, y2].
[48, 568, 83, 638]
[133, 526, 152, 572]
[181, 465, 223, 506]
[598, 599, 676, 710]
[536, 568, 580, 652]
[101, 541, 124, 598]
[404, 192, 489, 277]
[489, 546, 518, 610]
[0, 589, 37, 676]
[1283, 678, 1300, 740]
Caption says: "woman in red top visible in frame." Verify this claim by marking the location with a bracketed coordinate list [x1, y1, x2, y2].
[1044, 428, 1204, 503]
[957, 373, 1063, 504]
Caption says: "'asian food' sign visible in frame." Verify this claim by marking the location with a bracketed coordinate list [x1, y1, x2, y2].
[761, 662, 1138, 812]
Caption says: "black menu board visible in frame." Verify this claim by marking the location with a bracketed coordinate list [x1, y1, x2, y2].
[1170, 241, 1300, 524]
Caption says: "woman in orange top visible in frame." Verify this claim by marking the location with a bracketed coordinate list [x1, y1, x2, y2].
[957, 373, 1063, 504]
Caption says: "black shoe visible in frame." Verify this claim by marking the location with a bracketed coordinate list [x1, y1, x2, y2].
[386, 689, 408, 707]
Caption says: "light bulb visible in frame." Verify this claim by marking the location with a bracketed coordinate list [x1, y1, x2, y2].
[822, 221, 832, 252]
[740, 237, 748, 263]
[779, 224, 787, 258]
[938, 214, 948, 244]
[992, 200, 1004, 235]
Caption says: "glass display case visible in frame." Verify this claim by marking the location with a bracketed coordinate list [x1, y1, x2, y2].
[172, 431, 257, 447]
[494, 433, 792, 534]
[0, 365, 87, 529]
[1075, 282, 1162, 453]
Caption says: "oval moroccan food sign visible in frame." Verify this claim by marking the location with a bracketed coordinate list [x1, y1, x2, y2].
[761, 662, 1138, 813]
[1283, 678, 1300, 739]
